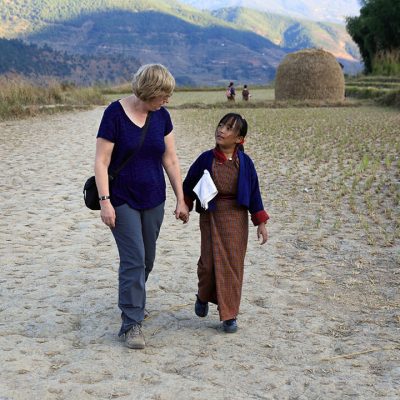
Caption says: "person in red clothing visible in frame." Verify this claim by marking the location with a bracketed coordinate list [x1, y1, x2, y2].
[183, 113, 269, 333]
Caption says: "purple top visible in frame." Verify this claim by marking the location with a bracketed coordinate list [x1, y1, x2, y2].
[97, 101, 173, 210]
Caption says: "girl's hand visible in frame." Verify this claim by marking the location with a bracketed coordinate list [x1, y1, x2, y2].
[257, 222, 268, 245]
[100, 201, 116, 228]
[174, 201, 189, 224]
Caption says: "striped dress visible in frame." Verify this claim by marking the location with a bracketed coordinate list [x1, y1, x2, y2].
[197, 155, 248, 321]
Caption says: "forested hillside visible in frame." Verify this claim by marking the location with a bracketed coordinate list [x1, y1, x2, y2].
[212, 8, 359, 58]
[179, 0, 361, 23]
[212, 7, 360, 74]
[0, 0, 361, 85]
[0, 0, 226, 37]
[0, 38, 140, 85]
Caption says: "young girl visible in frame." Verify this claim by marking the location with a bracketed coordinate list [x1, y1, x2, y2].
[183, 113, 269, 333]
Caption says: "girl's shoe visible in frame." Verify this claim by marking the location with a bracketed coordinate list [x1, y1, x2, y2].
[222, 318, 238, 333]
[195, 294, 209, 317]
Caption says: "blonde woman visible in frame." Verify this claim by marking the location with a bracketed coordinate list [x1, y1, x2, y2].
[95, 64, 189, 349]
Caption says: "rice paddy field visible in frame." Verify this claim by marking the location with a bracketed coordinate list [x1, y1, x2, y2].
[168, 91, 400, 249]
[104, 87, 276, 107]
[1, 88, 399, 399]
[170, 88, 276, 105]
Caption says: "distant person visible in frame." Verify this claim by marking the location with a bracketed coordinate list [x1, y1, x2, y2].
[94, 64, 189, 349]
[183, 113, 269, 334]
[242, 84, 251, 101]
[226, 81, 235, 101]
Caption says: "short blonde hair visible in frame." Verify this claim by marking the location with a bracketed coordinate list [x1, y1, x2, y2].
[132, 64, 175, 101]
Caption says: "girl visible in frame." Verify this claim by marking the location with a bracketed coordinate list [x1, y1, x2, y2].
[183, 113, 269, 333]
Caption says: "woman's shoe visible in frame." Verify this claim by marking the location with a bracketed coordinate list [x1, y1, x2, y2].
[195, 294, 209, 317]
[125, 324, 145, 349]
[222, 318, 238, 333]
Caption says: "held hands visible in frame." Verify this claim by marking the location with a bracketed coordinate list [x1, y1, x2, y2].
[257, 222, 268, 245]
[174, 201, 189, 224]
[100, 200, 116, 228]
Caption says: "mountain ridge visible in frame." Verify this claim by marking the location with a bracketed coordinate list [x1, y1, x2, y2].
[0, 0, 362, 85]
[24, 8, 286, 85]
[212, 7, 359, 61]
[0, 38, 141, 85]
[178, 0, 361, 24]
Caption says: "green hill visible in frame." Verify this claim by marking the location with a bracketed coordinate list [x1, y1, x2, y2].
[0, 38, 140, 85]
[0, 0, 229, 36]
[0, 0, 361, 85]
[212, 8, 359, 60]
[179, 0, 361, 24]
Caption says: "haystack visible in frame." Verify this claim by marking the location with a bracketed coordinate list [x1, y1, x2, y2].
[275, 49, 345, 101]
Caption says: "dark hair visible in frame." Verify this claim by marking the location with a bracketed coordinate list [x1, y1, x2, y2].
[218, 113, 248, 138]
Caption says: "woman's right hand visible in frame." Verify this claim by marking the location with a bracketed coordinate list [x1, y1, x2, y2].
[100, 200, 116, 228]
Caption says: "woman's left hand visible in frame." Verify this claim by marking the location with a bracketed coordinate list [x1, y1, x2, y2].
[257, 222, 268, 245]
[174, 201, 189, 224]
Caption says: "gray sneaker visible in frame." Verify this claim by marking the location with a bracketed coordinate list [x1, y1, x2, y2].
[125, 324, 145, 349]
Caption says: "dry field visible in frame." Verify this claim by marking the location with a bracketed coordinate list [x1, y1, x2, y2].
[105, 88, 276, 108]
[0, 77, 105, 121]
[0, 95, 399, 399]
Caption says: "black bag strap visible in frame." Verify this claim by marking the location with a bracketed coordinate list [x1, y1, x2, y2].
[109, 112, 152, 180]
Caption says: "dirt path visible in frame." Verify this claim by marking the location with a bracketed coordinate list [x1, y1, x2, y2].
[0, 107, 398, 399]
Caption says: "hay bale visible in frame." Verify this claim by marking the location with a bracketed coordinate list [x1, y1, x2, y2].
[275, 49, 345, 101]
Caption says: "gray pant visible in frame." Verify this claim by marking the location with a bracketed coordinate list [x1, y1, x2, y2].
[111, 202, 165, 336]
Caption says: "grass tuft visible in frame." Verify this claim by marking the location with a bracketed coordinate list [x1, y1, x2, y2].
[0, 75, 106, 121]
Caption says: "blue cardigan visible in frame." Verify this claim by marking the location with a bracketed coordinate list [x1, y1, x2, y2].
[183, 149, 269, 225]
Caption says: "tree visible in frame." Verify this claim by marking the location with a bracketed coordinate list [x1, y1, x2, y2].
[346, 0, 400, 73]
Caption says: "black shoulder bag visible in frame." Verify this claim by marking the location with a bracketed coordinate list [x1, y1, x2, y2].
[83, 112, 152, 210]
